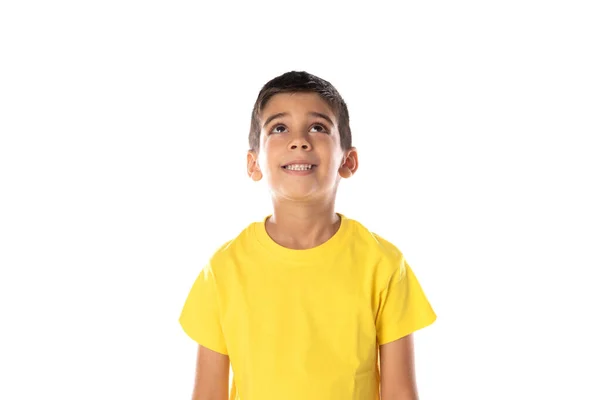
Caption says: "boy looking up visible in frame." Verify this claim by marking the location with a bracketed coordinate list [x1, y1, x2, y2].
[179, 71, 437, 400]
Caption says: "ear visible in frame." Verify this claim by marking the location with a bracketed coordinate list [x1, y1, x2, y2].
[339, 147, 358, 179]
[247, 150, 263, 182]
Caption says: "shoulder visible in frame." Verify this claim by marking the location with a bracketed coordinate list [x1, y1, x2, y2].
[346, 216, 404, 259]
[204, 219, 261, 273]
[345, 216, 409, 279]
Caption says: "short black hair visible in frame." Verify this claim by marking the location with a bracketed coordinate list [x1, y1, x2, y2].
[248, 71, 351, 152]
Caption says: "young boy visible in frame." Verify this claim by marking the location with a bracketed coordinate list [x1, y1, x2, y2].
[179, 71, 436, 400]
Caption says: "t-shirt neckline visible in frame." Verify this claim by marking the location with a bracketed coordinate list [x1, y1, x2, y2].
[252, 213, 351, 265]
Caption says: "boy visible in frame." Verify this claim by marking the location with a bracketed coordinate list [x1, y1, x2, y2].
[179, 71, 436, 400]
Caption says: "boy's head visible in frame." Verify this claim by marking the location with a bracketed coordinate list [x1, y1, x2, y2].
[248, 71, 352, 152]
[247, 71, 358, 202]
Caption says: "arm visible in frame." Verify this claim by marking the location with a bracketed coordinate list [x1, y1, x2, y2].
[191, 345, 230, 400]
[379, 334, 419, 400]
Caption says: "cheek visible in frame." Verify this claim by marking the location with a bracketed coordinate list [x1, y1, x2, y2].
[316, 142, 343, 166]
[262, 137, 285, 159]
[257, 146, 277, 173]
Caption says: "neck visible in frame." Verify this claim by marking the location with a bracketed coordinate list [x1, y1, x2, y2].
[266, 196, 341, 250]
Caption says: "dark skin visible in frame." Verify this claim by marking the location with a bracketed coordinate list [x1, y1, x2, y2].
[191, 92, 418, 400]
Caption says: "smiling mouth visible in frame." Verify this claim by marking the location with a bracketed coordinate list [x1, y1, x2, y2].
[281, 164, 317, 171]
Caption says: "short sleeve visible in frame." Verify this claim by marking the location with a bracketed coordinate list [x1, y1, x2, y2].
[178, 265, 228, 355]
[376, 259, 437, 345]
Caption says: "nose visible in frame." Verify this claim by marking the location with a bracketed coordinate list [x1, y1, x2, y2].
[288, 135, 312, 151]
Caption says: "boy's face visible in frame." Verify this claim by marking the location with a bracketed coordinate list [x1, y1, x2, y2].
[247, 92, 358, 202]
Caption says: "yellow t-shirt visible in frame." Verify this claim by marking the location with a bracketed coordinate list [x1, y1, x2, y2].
[179, 214, 436, 400]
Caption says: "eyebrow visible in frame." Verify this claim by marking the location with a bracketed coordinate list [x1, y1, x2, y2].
[261, 112, 335, 130]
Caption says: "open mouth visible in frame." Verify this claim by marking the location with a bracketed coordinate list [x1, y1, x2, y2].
[281, 164, 317, 171]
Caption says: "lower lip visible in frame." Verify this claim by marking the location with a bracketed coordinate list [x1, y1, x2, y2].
[282, 166, 317, 176]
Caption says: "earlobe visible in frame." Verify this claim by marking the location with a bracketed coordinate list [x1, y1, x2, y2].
[339, 148, 358, 179]
[339, 167, 352, 179]
[339, 161, 353, 178]
[247, 150, 263, 182]
[251, 164, 262, 181]
[251, 170, 262, 181]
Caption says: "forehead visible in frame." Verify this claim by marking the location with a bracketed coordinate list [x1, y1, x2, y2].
[260, 92, 336, 122]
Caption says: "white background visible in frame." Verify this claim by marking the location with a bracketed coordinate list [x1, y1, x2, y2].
[1, 0, 599, 399]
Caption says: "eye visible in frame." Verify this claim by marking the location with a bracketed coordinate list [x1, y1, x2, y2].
[310, 124, 329, 134]
[271, 124, 288, 134]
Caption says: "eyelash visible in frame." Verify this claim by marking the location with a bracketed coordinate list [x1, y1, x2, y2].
[270, 123, 329, 135]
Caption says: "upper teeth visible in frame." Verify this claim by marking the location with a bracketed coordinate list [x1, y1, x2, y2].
[285, 164, 313, 170]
